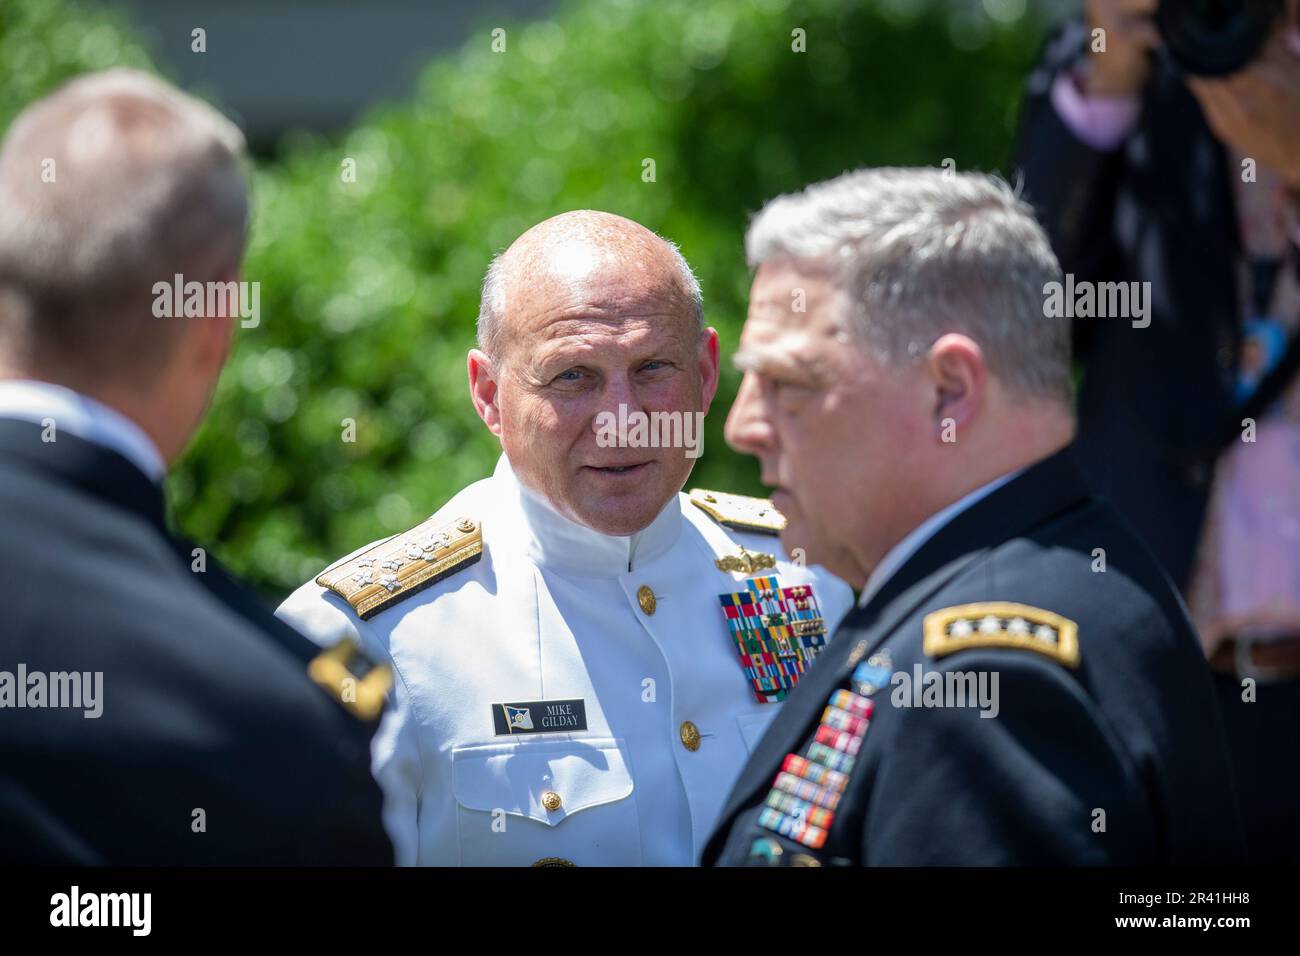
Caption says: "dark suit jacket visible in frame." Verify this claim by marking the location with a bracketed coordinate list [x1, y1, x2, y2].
[704, 447, 1244, 865]
[1013, 21, 1242, 590]
[0, 419, 393, 865]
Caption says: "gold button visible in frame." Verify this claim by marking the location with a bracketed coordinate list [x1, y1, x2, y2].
[790, 853, 823, 867]
[456, 517, 476, 534]
[636, 584, 657, 615]
[541, 790, 562, 812]
[679, 720, 701, 752]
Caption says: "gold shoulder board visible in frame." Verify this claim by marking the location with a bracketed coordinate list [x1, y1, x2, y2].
[316, 514, 484, 620]
[307, 638, 392, 722]
[688, 488, 786, 536]
[923, 602, 1080, 668]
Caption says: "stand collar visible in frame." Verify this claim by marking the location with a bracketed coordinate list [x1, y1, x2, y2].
[490, 454, 682, 574]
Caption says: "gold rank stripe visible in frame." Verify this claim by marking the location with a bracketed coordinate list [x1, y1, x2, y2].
[316, 515, 484, 620]
[923, 602, 1080, 668]
[307, 639, 392, 722]
[689, 487, 787, 535]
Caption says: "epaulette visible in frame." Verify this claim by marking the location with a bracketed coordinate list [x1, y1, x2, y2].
[923, 602, 1080, 668]
[316, 513, 484, 620]
[307, 639, 392, 722]
[688, 488, 786, 536]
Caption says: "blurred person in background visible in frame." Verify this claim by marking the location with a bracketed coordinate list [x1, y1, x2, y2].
[0, 69, 393, 864]
[1015, 0, 1300, 862]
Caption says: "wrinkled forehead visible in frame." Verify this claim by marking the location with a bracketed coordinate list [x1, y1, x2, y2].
[734, 259, 856, 374]
[500, 236, 696, 354]
[745, 259, 846, 335]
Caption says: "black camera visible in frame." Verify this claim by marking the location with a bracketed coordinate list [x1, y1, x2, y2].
[1156, 0, 1285, 76]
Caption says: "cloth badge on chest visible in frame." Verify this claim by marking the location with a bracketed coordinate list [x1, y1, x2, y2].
[717, 575, 828, 703]
[748, 652, 889, 858]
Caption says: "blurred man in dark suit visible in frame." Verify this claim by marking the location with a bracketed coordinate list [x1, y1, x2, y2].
[703, 167, 1243, 866]
[0, 69, 393, 864]
[1015, 0, 1300, 863]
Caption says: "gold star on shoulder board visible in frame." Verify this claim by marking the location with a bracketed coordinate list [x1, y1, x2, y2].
[922, 602, 1079, 668]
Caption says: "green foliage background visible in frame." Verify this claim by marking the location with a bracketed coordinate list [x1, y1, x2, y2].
[1, 0, 1046, 597]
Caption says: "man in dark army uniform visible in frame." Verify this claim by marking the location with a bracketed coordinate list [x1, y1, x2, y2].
[704, 167, 1245, 866]
[0, 70, 393, 864]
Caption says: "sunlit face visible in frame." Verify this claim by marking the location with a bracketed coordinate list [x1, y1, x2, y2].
[475, 242, 719, 536]
[725, 259, 929, 586]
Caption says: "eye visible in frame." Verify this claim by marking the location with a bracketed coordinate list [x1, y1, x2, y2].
[768, 376, 812, 412]
[553, 368, 584, 383]
[639, 360, 668, 373]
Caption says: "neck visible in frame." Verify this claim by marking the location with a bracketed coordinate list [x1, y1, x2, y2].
[949, 405, 1076, 497]
[0, 368, 178, 465]
[849, 405, 1076, 586]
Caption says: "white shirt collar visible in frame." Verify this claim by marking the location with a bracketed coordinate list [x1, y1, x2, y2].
[856, 469, 1023, 608]
[491, 453, 682, 574]
[0, 379, 167, 483]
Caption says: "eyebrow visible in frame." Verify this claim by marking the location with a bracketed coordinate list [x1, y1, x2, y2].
[733, 345, 829, 384]
[732, 342, 779, 371]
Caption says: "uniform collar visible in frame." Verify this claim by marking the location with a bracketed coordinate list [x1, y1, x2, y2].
[0, 379, 166, 484]
[0, 418, 168, 533]
[491, 453, 682, 574]
[856, 468, 1024, 608]
[704, 444, 1095, 862]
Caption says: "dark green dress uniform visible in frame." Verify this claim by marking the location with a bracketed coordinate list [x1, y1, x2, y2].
[703, 446, 1246, 866]
[0, 420, 393, 865]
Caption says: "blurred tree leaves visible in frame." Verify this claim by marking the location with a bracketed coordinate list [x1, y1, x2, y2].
[1, 0, 1046, 596]
[0, 0, 152, 129]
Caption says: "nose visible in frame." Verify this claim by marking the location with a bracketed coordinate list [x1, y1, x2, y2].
[725, 371, 776, 459]
[589, 370, 646, 441]
[600, 370, 646, 417]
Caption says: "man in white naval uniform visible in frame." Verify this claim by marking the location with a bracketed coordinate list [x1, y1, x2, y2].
[278, 211, 853, 865]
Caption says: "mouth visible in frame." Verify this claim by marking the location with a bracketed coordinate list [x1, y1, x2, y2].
[583, 461, 654, 478]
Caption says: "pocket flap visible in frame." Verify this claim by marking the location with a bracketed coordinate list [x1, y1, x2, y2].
[451, 736, 634, 827]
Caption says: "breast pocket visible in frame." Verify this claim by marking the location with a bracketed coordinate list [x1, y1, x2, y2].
[450, 736, 641, 866]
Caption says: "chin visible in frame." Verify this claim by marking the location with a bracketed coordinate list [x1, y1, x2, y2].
[574, 503, 661, 536]
[568, 483, 674, 535]
[777, 513, 808, 558]
[781, 520, 841, 573]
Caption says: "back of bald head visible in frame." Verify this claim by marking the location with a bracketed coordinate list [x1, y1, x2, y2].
[477, 210, 703, 363]
[0, 68, 248, 387]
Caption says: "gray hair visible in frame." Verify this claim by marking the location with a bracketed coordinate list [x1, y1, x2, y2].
[0, 68, 249, 384]
[476, 232, 705, 360]
[745, 167, 1071, 403]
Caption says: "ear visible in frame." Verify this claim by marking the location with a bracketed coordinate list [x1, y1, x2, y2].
[697, 327, 721, 412]
[923, 333, 986, 439]
[468, 349, 503, 437]
[192, 270, 237, 377]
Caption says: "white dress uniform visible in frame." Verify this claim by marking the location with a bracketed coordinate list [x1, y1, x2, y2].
[277, 455, 853, 866]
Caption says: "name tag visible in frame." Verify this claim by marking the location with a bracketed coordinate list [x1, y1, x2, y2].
[493, 698, 588, 735]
